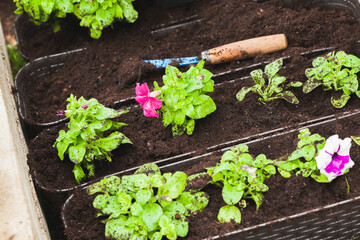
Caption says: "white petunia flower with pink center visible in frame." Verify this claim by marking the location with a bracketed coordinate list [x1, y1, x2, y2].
[315, 135, 354, 182]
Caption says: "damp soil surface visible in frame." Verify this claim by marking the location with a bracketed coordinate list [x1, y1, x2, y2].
[62, 114, 360, 240]
[16, 0, 360, 127]
[27, 55, 360, 192]
[19, 0, 360, 239]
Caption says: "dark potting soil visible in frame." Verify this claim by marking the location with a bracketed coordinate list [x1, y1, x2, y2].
[27, 55, 360, 191]
[62, 114, 360, 240]
[18, 0, 360, 125]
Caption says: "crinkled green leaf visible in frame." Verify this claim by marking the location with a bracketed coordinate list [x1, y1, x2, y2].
[277, 91, 299, 104]
[351, 136, 360, 146]
[159, 172, 187, 200]
[236, 86, 252, 102]
[250, 69, 265, 86]
[135, 189, 153, 206]
[141, 203, 163, 232]
[341, 75, 358, 93]
[120, 0, 138, 23]
[135, 163, 161, 176]
[311, 173, 330, 183]
[186, 119, 195, 135]
[222, 183, 244, 205]
[96, 5, 115, 27]
[68, 144, 86, 164]
[164, 210, 188, 237]
[250, 192, 264, 211]
[95, 131, 132, 151]
[105, 217, 134, 239]
[130, 202, 144, 216]
[177, 191, 209, 215]
[122, 174, 150, 191]
[288, 145, 316, 161]
[73, 164, 86, 184]
[218, 205, 241, 224]
[78, 0, 99, 15]
[331, 94, 351, 108]
[303, 78, 323, 93]
[265, 58, 282, 79]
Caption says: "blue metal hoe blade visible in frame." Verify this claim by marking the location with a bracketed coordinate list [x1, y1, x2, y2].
[143, 56, 201, 68]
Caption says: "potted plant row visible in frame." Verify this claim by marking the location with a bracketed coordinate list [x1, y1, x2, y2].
[61, 110, 360, 239]
[13, 0, 198, 61]
[13, 0, 360, 137]
[10, 0, 360, 238]
[12, 0, 360, 61]
[23, 50, 360, 240]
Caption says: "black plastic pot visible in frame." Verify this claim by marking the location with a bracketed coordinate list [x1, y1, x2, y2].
[14, 49, 84, 140]
[61, 110, 360, 239]
[15, 44, 340, 140]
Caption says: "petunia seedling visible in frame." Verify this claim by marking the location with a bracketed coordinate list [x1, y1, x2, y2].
[87, 163, 209, 240]
[236, 58, 303, 104]
[137, 60, 217, 136]
[276, 128, 355, 182]
[206, 144, 276, 224]
[13, 0, 138, 39]
[156, 60, 216, 136]
[135, 83, 162, 118]
[303, 51, 360, 108]
[53, 94, 132, 184]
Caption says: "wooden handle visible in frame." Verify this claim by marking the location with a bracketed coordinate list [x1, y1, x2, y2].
[201, 34, 288, 64]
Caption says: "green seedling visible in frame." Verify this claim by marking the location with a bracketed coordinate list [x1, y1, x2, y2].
[275, 128, 329, 182]
[206, 144, 276, 224]
[53, 94, 131, 183]
[236, 58, 302, 104]
[154, 60, 216, 136]
[303, 51, 360, 108]
[87, 163, 209, 240]
[14, 0, 138, 38]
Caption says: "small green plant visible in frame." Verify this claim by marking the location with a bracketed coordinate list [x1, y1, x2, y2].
[6, 44, 27, 78]
[275, 128, 329, 182]
[236, 58, 302, 104]
[303, 51, 360, 108]
[13, 0, 138, 39]
[87, 163, 209, 240]
[206, 144, 276, 224]
[153, 60, 216, 136]
[53, 94, 132, 183]
[277, 128, 355, 182]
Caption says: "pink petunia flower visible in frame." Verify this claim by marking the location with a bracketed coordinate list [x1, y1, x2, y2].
[135, 83, 162, 118]
[81, 104, 89, 109]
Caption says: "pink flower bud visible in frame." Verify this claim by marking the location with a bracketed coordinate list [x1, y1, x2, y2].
[57, 110, 65, 116]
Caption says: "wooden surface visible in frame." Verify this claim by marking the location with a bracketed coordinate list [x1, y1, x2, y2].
[0, 21, 50, 240]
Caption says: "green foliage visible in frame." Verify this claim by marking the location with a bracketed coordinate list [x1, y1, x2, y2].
[236, 58, 302, 104]
[351, 136, 360, 146]
[6, 44, 27, 78]
[303, 51, 360, 108]
[13, 0, 138, 39]
[87, 163, 209, 240]
[275, 128, 329, 182]
[206, 144, 276, 224]
[154, 60, 216, 136]
[53, 94, 131, 183]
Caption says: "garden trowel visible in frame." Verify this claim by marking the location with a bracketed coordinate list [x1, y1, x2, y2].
[144, 33, 288, 68]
